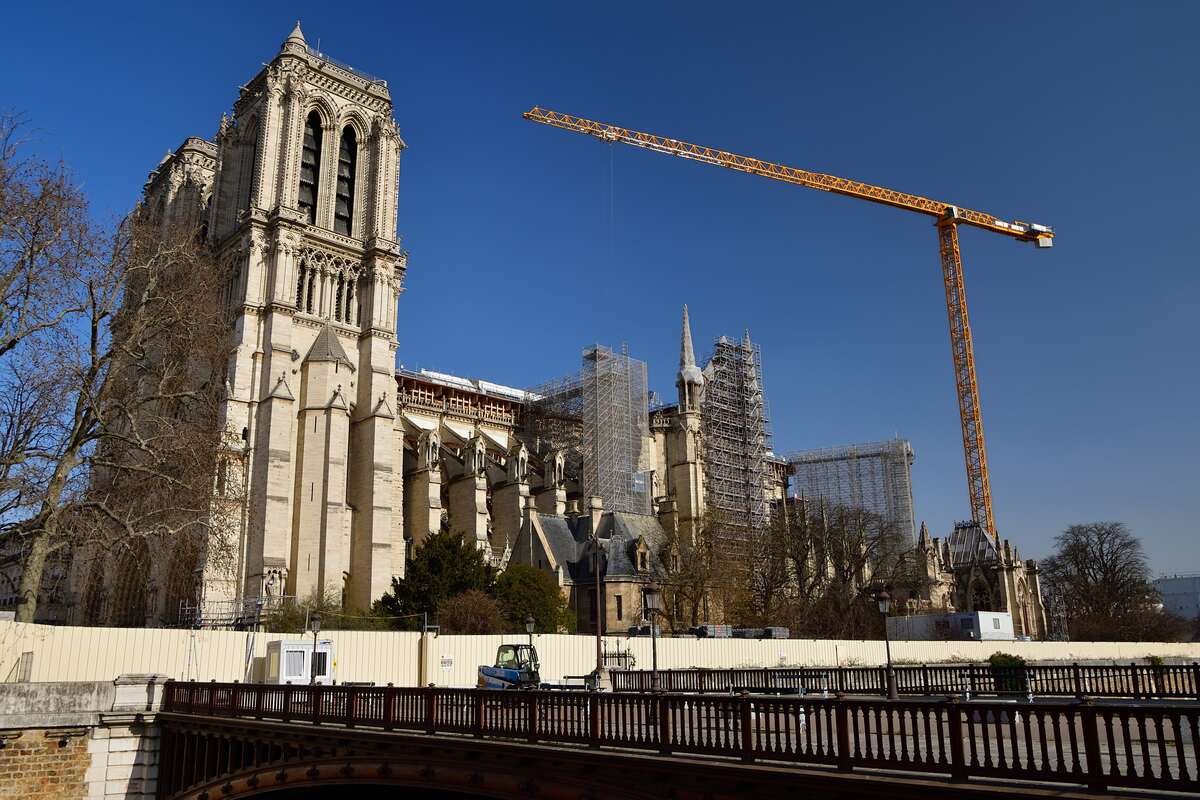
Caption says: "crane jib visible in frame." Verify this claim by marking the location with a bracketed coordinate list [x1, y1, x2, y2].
[523, 106, 1053, 246]
[524, 104, 1057, 543]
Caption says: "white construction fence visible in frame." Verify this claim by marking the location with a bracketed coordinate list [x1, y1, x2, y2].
[3, 621, 1198, 688]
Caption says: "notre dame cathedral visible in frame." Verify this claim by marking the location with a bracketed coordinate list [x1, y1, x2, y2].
[29, 24, 1045, 638]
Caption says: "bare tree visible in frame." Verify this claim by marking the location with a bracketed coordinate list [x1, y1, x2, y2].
[774, 502, 906, 638]
[724, 509, 794, 628]
[0, 114, 90, 361]
[658, 512, 724, 630]
[2, 155, 236, 622]
[1043, 522, 1186, 641]
[437, 590, 507, 635]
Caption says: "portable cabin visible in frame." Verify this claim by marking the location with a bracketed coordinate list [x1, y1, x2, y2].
[265, 639, 336, 685]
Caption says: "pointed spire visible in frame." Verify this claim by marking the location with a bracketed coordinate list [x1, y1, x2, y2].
[282, 21, 307, 53]
[680, 305, 697, 371]
[918, 521, 931, 548]
[677, 304, 704, 410]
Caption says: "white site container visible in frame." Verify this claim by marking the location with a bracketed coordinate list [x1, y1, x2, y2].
[887, 611, 1015, 642]
[265, 638, 336, 685]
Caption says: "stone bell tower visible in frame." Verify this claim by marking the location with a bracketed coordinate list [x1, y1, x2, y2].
[210, 23, 407, 610]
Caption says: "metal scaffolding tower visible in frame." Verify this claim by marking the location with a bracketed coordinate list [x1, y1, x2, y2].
[701, 334, 772, 530]
[525, 345, 651, 515]
[788, 438, 917, 542]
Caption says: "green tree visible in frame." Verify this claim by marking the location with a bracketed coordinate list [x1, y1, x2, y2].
[495, 564, 573, 633]
[377, 531, 494, 628]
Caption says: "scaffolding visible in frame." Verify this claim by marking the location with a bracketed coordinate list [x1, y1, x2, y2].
[701, 334, 772, 531]
[788, 438, 917, 542]
[525, 345, 651, 515]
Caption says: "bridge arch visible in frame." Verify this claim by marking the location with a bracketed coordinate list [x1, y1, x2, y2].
[157, 723, 667, 800]
[170, 755, 668, 800]
[174, 758, 522, 800]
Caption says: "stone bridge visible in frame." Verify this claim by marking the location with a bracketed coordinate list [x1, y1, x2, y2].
[3, 677, 1198, 799]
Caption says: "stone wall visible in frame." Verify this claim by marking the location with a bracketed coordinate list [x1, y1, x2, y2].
[84, 718, 159, 800]
[0, 675, 166, 800]
[0, 728, 90, 800]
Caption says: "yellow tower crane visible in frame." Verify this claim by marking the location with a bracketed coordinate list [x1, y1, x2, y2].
[523, 106, 1055, 542]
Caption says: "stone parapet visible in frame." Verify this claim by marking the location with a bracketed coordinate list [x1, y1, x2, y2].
[0, 675, 167, 800]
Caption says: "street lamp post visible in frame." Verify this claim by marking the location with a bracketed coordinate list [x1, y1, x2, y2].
[309, 612, 322, 685]
[525, 614, 535, 651]
[589, 534, 605, 687]
[643, 587, 663, 693]
[875, 590, 898, 700]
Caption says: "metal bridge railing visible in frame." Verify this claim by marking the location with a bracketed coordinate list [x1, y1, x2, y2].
[161, 680, 1200, 794]
[609, 662, 1200, 700]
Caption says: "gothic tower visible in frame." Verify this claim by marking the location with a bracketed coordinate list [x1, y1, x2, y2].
[209, 23, 407, 610]
[668, 305, 706, 540]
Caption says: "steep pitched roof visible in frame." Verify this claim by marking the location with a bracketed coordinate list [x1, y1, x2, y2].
[286, 21, 306, 47]
[604, 513, 669, 578]
[304, 325, 355, 370]
[537, 515, 587, 581]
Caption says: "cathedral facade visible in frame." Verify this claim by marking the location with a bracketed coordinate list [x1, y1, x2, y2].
[33, 26, 1044, 637]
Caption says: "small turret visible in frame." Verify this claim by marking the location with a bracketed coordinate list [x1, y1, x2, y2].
[283, 21, 307, 52]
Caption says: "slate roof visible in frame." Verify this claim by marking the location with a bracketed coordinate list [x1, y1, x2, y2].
[538, 514, 583, 578]
[604, 513, 669, 579]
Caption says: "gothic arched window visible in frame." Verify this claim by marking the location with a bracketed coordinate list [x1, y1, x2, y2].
[298, 111, 323, 225]
[238, 118, 261, 216]
[971, 580, 993, 612]
[335, 126, 357, 236]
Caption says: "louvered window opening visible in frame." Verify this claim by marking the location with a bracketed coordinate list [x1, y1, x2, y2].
[335, 127, 356, 236]
[298, 112, 322, 225]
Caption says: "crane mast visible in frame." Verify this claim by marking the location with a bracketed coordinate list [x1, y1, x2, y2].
[523, 106, 1055, 542]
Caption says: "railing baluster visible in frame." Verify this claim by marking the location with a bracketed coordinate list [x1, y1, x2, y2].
[739, 693, 753, 762]
[835, 697, 851, 772]
[1136, 709, 1153, 779]
[527, 691, 538, 743]
[1079, 699, 1105, 791]
[1173, 711, 1191, 782]
[947, 698, 967, 782]
[1156, 711, 1171, 782]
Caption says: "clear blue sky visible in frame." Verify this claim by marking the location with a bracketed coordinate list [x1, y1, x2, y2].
[3, 2, 1196, 571]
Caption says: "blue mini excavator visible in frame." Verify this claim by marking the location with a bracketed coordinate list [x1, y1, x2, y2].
[477, 642, 541, 689]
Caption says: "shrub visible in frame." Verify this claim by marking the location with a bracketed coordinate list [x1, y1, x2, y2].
[988, 651, 1028, 694]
